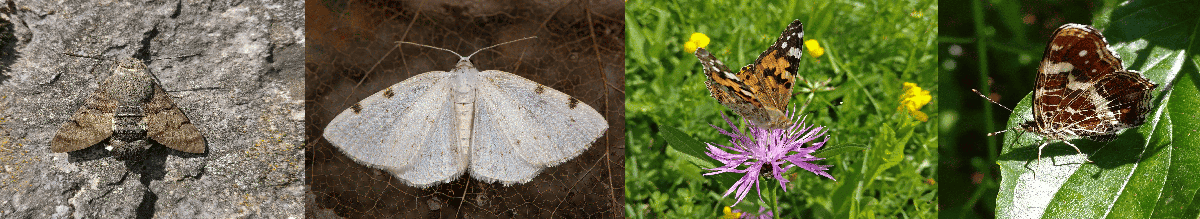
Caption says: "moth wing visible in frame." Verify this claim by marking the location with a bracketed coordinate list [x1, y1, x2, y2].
[468, 70, 608, 185]
[323, 71, 467, 188]
[51, 86, 117, 153]
[144, 84, 206, 153]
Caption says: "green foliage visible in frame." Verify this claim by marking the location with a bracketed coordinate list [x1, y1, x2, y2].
[624, 0, 938, 218]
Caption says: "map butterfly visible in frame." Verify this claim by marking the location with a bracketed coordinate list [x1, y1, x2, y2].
[980, 23, 1156, 164]
[694, 20, 804, 128]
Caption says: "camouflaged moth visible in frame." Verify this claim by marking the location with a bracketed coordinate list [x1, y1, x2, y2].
[51, 56, 206, 158]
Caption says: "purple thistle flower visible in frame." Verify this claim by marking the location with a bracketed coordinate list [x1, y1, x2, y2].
[732, 207, 774, 219]
[704, 110, 836, 206]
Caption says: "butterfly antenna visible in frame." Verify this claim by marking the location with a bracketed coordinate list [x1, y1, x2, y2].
[973, 89, 1013, 112]
[465, 36, 537, 59]
[395, 41, 463, 58]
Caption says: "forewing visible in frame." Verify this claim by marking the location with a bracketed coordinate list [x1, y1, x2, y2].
[468, 70, 608, 185]
[323, 71, 468, 188]
[739, 20, 802, 112]
[51, 86, 117, 153]
[144, 85, 206, 153]
[695, 47, 774, 125]
[695, 48, 762, 109]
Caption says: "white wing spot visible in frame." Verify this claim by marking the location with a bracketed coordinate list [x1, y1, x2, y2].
[1078, 50, 1088, 57]
[781, 42, 788, 48]
[1041, 62, 1073, 74]
[1066, 74, 1092, 90]
[788, 47, 802, 58]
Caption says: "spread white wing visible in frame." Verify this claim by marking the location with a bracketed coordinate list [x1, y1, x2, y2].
[468, 70, 608, 185]
[323, 71, 468, 188]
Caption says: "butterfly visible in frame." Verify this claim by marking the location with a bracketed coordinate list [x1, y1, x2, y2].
[981, 23, 1156, 163]
[322, 37, 609, 188]
[52, 56, 207, 158]
[694, 20, 804, 128]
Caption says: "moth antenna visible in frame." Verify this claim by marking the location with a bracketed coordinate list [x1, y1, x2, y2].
[62, 52, 109, 61]
[149, 53, 200, 62]
[973, 89, 1013, 112]
[465, 36, 537, 59]
[395, 41, 463, 58]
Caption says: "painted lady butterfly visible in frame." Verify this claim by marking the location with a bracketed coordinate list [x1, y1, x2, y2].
[694, 20, 805, 128]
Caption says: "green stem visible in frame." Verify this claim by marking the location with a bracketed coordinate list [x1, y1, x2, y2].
[767, 181, 780, 219]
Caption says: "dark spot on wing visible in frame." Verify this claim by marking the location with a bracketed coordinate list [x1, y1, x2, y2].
[351, 103, 362, 114]
[535, 85, 546, 94]
[383, 88, 395, 99]
[568, 97, 579, 109]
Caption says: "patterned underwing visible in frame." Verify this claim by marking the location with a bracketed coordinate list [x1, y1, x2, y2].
[51, 56, 206, 158]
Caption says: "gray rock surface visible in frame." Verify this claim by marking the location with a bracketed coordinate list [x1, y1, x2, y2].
[0, 0, 305, 218]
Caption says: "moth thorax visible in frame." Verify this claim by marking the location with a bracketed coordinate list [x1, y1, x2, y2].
[452, 62, 479, 94]
[106, 74, 156, 105]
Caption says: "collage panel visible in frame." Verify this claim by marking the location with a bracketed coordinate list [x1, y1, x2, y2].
[304, 0, 625, 217]
[0, 0, 305, 218]
[940, 0, 1200, 218]
[624, 0, 937, 218]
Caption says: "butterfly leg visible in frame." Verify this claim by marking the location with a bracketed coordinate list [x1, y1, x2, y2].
[1060, 141, 1093, 163]
[1036, 141, 1049, 165]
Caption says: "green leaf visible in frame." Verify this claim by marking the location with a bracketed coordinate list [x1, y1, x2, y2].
[659, 125, 743, 203]
[660, 125, 716, 169]
[867, 122, 908, 188]
[995, 0, 1200, 217]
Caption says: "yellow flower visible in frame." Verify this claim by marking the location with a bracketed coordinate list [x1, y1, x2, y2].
[722, 206, 743, 219]
[898, 82, 932, 122]
[804, 39, 824, 58]
[684, 32, 710, 53]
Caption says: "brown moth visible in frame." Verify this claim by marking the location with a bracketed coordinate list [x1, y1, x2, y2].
[51, 57, 205, 157]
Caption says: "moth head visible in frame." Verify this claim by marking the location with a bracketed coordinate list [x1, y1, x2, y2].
[115, 57, 147, 71]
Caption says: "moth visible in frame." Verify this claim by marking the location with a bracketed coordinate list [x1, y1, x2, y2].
[694, 20, 805, 128]
[51, 56, 206, 157]
[980, 23, 1156, 163]
[322, 37, 609, 188]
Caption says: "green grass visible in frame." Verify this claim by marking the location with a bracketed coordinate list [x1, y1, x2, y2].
[624, 0, 938, 218]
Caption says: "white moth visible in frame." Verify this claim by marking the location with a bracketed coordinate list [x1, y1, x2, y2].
[323, 37, 608, 188]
